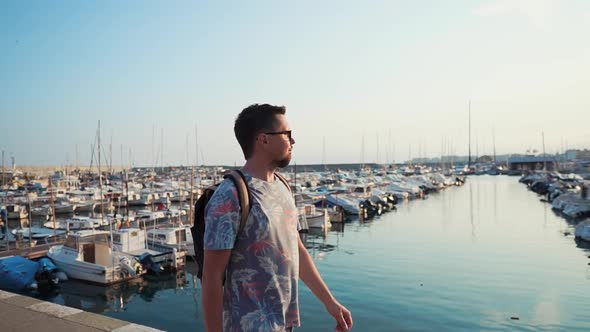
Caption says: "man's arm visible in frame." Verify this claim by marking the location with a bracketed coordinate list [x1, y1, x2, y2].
[298, 236, 353, 331]
[201, 179, 242, 332]
[201, 249, 231, 332]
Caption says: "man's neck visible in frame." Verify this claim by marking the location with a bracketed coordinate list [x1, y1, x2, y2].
[242, 159, 277, 182]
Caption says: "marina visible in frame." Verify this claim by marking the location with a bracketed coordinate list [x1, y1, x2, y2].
[2, 169, 590, 331]
[3, 2, 590, 331]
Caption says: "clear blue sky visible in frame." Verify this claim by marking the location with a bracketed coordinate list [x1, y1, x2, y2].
[1, 0, 589, 167]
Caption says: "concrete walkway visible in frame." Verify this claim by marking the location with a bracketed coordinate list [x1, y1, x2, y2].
[0, 290, 164, 332]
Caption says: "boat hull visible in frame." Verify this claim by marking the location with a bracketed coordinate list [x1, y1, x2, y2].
[48, 245, 140, 285]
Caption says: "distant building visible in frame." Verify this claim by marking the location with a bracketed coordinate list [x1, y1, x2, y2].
[565, 150, 578, 160]
[508, 156, 556, 172]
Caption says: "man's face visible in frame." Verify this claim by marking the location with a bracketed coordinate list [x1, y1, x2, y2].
[262, 114, 295, 168]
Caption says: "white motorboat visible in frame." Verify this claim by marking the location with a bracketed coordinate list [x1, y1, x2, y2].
[44, 216, 100, 230]
[127, 193, 152, 206]
[73, 200, 97, 213]
[325, 194, 360, 215]
[4, 204, 28, 219]
[47, 230, 145, 285]
[165, 208, 186, 218]
[552, 192, 583, 211]
[170, 190, 189, 202]
[53, 201, 76, 214]
[93, 200, 114, 213]
[298, 204, 330, 229]
[147, 225, 194, 257]
[326, 206, 344, 223]
[562, 201, 590, 219]
[575, 220, 590, 242]
[30, 205, 52, 217]
[134, 210, 166, 223]
[112, 227, 186, 271]
[11, 227, 66, 240]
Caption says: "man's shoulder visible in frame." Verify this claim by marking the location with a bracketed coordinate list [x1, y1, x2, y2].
[205, 178, 240, 205]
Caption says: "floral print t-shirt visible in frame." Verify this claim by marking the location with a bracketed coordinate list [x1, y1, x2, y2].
[204, 172, 300, 332]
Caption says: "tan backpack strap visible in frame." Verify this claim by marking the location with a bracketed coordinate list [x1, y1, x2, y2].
[225, 170, 250, 235]
[274, 172, 292, 194]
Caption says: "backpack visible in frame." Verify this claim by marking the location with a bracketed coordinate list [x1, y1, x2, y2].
[191, 169, 291, 280]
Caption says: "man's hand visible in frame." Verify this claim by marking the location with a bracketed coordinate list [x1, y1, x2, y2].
[325, 299, 353, 331]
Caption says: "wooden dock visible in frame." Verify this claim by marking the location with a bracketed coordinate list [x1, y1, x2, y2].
[0, 240, 63, 259]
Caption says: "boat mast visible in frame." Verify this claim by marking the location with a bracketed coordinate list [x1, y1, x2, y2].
[125, 170, 129, 224]
[109, 132, 113, 174]
[468, 100, 472, 168]
[293, 162, 297, 198]
[185, 133, 189, 167]
[25, 187, 33, 247]
[360, 134, 365, 172]
[98, 121, 105, 229]
[160, 128, 164, 170]
[190, 167, 194, 226]
[376, 132, 379, 165]
[492, 126, 497, 165]
[387, 129, 391, 165]
[49, 174, 57, 236]
[120, 144, 124, 174]
[1, 150, 4, 188]
[178, 178, 183, 225]
[194, 125, 200, 199]
[322, 136, 326, 171]
[75, 144, 79, 172]
[542, 131, 547, 171]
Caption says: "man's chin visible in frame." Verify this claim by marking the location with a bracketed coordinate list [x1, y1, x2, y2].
[276, 158, 291, 169]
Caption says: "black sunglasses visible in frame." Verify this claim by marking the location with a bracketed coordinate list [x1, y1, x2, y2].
[264, 130, 292, 139]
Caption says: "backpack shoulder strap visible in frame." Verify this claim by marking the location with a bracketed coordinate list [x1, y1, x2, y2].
[274, 172, 292, 194]
[224, 170, 251, 235]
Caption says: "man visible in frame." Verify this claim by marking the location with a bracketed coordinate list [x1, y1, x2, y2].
[202, 104, 353, 331]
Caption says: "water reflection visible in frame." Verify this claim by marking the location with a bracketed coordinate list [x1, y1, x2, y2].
[12, 177, 590, 331]
[469, 181, 476, 240]
[493, 178, 497, 223]
[302, 225, 343, 260]
[35, 270, 189, 313]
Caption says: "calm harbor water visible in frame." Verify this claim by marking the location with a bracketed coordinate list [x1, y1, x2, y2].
[27, 176, 590, 331]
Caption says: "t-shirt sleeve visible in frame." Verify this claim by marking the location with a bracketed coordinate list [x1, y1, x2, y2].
[204, 179, 241, 250]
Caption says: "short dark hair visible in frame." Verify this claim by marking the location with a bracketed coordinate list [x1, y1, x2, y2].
[234, 104, 286, 159]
